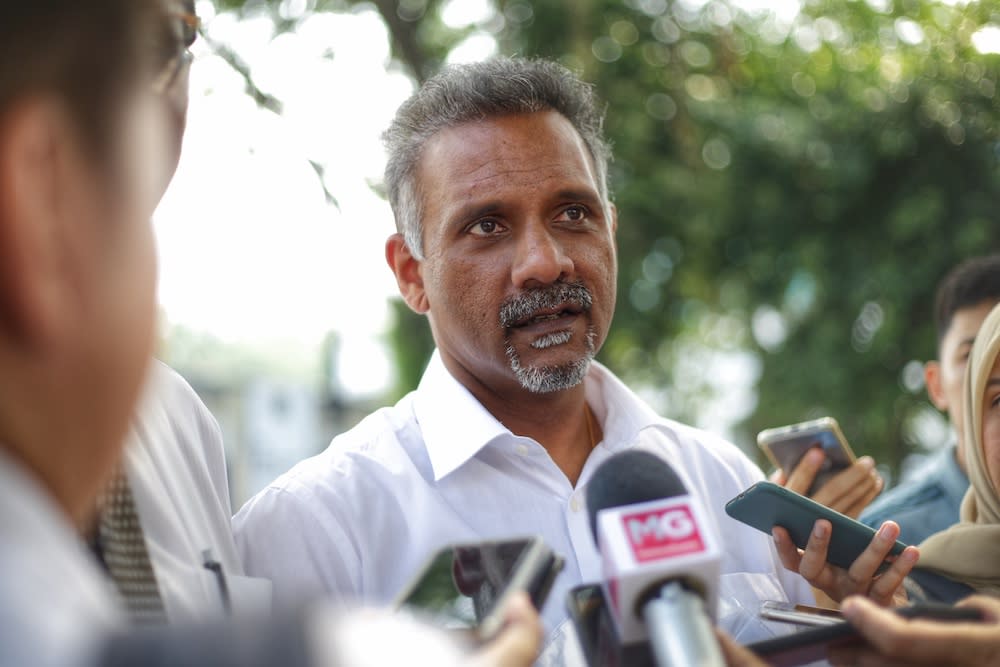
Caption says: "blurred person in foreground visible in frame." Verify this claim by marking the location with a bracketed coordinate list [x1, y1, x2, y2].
[860, 255, 1000, 545]
[232, 56, 913, 663]
[0, 3, 541, 666]
[0, 2, 190, 664]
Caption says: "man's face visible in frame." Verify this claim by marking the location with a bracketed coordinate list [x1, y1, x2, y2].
[66, 86, 171, 457]
[927, 300, 1000, 445]
[406, 110, 617, 398]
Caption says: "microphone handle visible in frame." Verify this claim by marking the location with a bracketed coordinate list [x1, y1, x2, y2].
[643, 581, 725, 667]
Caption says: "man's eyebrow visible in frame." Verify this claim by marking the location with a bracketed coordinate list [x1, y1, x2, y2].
[449, 201, 502, 225]
[555, 188, 602, 204]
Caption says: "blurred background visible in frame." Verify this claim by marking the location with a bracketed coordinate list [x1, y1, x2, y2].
[154, 0, 1000, 508]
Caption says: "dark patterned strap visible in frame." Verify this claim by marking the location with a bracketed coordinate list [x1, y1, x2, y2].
[96, 471, 167, 624]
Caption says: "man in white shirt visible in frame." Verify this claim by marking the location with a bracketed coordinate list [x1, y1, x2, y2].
[233, 58, 878, 660]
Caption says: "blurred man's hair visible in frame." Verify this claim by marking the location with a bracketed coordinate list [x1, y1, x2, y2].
[935, 254, 1000, 346]
[1, 2, 173, 163]
[382, 57, 613, 259]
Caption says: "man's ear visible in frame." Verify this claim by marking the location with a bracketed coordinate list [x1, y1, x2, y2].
[0, 99, 72, 348]
[608, 201, 618, 235]
[385, 233, 429, 314]
[925, 360, 948, 410]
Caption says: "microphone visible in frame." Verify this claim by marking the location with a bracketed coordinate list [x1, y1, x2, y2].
[586, 450, 724, 667]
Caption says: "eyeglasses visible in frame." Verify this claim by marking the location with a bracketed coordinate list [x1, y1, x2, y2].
[152, 9, 199, 94]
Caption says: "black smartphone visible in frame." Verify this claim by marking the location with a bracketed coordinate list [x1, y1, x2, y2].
[759, 600, 843, 627]
[724, 481, 907, 572]
[394, 536, 563, 642]
[757, 417, 856, 495]
[747, 603, 984, 667]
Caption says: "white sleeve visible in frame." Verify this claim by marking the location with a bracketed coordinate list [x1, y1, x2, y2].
[233, 479, 363, 610]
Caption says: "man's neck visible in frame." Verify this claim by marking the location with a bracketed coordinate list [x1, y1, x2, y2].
[479, 383, 602, 487]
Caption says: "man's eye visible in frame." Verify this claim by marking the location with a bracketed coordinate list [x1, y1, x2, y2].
[562, 206, 588, 222]
[469, 219, 502, 235]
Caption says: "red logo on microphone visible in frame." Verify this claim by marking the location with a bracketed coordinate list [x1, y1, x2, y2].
[622, 505, 704, 562]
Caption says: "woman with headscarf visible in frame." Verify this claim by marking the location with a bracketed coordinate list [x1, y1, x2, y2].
[905, 301, 1000, 602]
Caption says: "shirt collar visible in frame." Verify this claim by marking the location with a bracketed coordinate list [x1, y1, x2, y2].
[413, 350, 668, 481]
[413, 351, 512, 481]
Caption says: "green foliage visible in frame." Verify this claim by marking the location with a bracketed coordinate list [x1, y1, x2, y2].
[495, 0, 1000, 471]
[209, 0, 1000, 475]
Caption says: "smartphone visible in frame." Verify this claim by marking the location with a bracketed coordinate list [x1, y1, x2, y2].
[724, 481, 907, 572]
[394, 536, 563, 642]
[747, 603, 985, 667]
[757, 417, 856, 495]
[759, 600, 843, 627]
[567, 583, 983, 667]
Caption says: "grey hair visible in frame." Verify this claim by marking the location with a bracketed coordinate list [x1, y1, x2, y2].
[382, 57, 613, 259]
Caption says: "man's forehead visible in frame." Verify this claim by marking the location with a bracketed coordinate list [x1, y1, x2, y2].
[417, 111, 599, 188]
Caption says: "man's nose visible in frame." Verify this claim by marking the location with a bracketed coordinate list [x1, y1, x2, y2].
[511, 224, 574, 288]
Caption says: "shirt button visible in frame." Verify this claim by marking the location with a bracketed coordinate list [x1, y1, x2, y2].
[570, 496, 581, 512]
[516, 444, 529, 456]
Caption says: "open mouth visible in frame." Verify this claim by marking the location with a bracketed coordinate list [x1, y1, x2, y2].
[510, 304, 583, 329]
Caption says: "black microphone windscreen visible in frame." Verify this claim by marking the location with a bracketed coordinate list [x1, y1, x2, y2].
[586, 450, 688, 542]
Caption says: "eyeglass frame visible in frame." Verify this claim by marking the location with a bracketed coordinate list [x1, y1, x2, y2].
[151, 9, 199, 94]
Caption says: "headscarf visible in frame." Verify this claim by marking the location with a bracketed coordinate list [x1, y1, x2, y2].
[917, 301, 1000, 596]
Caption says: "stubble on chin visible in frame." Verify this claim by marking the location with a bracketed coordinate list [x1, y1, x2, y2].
[504, 325, 597, 394]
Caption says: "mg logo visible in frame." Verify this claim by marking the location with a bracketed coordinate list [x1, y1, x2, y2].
[622, 505, 705, 562]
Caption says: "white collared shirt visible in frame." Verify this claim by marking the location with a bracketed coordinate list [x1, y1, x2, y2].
[125, 361, 271, 621]
[234, 351, 813, 652]
[0, 450, 123, 667]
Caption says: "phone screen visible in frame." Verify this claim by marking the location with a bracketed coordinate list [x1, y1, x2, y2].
[396, 538, 538, 632]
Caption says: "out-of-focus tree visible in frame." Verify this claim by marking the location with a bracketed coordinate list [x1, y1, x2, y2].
[493, 0, 999, 473]
[207, 0, 999, 475]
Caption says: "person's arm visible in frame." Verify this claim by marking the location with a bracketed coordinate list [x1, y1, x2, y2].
[715, 630, 769, 667]
[772, 519, 918, 605]
[829, 595, 1000, 666]
[774, 450, 883, 518]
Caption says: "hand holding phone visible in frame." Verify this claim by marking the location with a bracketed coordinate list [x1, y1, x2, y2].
[726, 482, 918, 605]
[758, 417, 855, 496]
[393, 537, 563, 642]
[747, 601, 985, 667]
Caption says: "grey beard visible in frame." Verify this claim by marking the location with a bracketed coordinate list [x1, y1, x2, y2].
[505, 325, 597, 394]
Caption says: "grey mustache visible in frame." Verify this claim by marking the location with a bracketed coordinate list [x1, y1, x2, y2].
[499, 281, 593, 329]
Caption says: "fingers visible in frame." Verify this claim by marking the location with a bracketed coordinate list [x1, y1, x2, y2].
[867, 545, 918, 605]
[796, 519, 835, 585]
[782, 448, 824, 495]
[845, 522, 917, 606]
[958, 594, 1000, 622]
[811, 457, 883, 518]
[771, 525, 804, 573]
[470, 593, 542, 667]
[833, 595, 1000, 666]
[839, 479, 883, 520]
[715, 630, 768, 667]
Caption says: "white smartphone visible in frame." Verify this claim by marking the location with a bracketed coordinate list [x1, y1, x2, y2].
[757, 416, 857, 495]
[759, 600, 843, 627]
